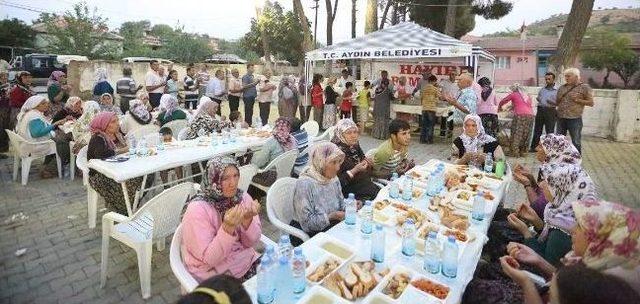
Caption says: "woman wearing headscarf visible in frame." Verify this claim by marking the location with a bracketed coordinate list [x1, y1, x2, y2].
[92, 67, 114, 101]
[332, 119, 379, 200]
[322, 76, 339, 130]
[99, 93, 123, 115]
[120, 99, 152, 134]
[156, 93, 187, 126]
[136, 91, 153, 112]
[291, 142, 346, 245]
[476, 77, 499, 138]
[46, 71, 71, 116]
[0, 71, 10, 156]
[16, 96, 70, 178]
[249, 117, 297, 192]
[9, 71, 35, 130]
[50, 96, 83, 171]
[451, 114, 504, 166]
[310, 74, 324, 126]
[72, 100, 101, 153]
[87, 112, 144, 214]
[180, 156, 262, 282]
[499, 83, 534, 157]
[277, 75, 298, 119]
[184, 96, 233, 140]
[371, 72, 394, 139]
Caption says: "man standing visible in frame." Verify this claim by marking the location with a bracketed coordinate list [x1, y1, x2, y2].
[241, 64, 260, 125]
[530, 72, 558, 150]
[256, 69, 277, 126]
[183, 67, 200, 110]
[116, 67, 143, 114]
[438, 70, 458, 137]
[412, 69, 433, 95]
[206, 69, 226, 116]
[555, 68, 594, 154]
[227, 68, 243, 113]
[444, 73, 477, 125]
[336, 68, 354, 93]
[196, 65, 210, 99]
[145, 60, 166, 108]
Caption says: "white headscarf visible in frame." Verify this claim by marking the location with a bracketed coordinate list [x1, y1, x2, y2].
[95, 68, 108, 83]
[159, 94, 179, 119]
[459, 114, 496, 153]
[82, 100, 101, 113]
[17, 95, 47, 123]
[65, 96, 82, 109]
[16, 95, 50, 141]
[194, 96, 217, 119]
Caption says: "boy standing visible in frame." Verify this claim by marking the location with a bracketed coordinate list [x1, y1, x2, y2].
[340, 82, 354, 119]
[420, 75, 440, 144]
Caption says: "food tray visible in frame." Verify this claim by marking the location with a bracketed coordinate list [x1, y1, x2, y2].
[298, 285, 349, 304]
[306, 252, 349, 285]
[321, 260, 390, 302]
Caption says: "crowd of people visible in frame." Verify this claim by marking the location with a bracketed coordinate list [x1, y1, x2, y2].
[0, 61, 637, 304]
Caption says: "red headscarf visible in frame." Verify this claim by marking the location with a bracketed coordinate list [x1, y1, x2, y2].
[90, 112, 117, 150]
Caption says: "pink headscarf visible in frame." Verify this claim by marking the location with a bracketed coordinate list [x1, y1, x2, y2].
[48, 71, 66, 86]
[90, 112, 117, 150]
[272, 117, 296, 151]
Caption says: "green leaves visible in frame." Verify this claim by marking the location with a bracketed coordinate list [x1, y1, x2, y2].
[581, 29, 639, 88]
[0, 18, 36, 48]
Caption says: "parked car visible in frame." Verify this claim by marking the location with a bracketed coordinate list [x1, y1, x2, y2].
[10, 54, 88, 79]
[122, 57, 173, 65]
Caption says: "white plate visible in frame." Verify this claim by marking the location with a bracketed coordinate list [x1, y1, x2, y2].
[298, 285, 349, 304]
[306, 253, 347, 285]
[407, 275, 452, 303]
[373, 265, 415, 302]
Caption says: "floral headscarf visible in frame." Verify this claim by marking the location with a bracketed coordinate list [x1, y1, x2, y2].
[273, 117, 296, 151]
[47, 71, 65, 86]
[538, 134, 597, 241]
[331, 118, 364, 164]
[159, 94, 179, 120]
[459, 114, 496, 153]
[194, 96, 217, 119]
[128, 99, 151, 124]
[571, 199, 640, 270]
[94, 67, 108, 83]
[89, 112, 117, 150]
[195, 156, 244, 217]
[99, 93, 119, 113]
[301, 142, 345, 185]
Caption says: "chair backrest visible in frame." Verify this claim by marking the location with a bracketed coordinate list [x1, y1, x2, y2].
[6, 129, 24, 153]
[365, 148, 377, 159]
[270, 149, 298, 179]
[169, 224, 198, 292]
[131, 182, 195, 240]
[163, 119, 188, 138]
[300, 121, 319, 138]
[238, 164, 258, 192]
[177, 128, 189, 141]
[266, 177, 298, 227]
[128, 124, 160, 141]
[316, 126, 336, 142]
[6, 129, 54, 157]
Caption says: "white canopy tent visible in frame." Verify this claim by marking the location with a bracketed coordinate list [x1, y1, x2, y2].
[303, 22, 495, 101]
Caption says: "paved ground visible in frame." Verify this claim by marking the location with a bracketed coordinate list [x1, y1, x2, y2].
[1, 134, 638, 304]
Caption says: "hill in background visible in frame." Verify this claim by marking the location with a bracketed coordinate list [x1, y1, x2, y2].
[483, 7, 640, 37]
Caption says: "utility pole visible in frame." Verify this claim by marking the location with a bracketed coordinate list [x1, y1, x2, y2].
[313, 0, 319, 47]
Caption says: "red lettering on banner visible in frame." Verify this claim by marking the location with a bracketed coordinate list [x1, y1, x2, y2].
[409, 77, 420, 87]
[413, 65, 423, 75]
[399, 65, 413, 74]
[391, 76, 399, 84]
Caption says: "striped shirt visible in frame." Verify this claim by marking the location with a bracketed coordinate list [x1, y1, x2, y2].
[292, 130, 309, 167]
[184, 75, 199, 102]
[373, 139, 406, 178]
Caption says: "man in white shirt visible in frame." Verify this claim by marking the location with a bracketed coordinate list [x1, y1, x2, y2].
[145, 60, 166, 108]
[205, 69, 226, 115]
[227, 68, 243, 113]
[438, 70, 459, 137]
[256, 69, 277, 126]
[336, 68, 354, 94]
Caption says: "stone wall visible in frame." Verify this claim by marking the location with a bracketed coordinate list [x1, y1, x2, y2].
[494, 85, 640, 143]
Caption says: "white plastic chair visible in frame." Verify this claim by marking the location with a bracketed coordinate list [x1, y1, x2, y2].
[300, 120, 319, 138]
[238, 164, 258, 192]
[169, 224, 277, 293]
[100, 182, 196, 299]
[177, 128, 189, 141]
[128, 124, 160, 141]
[314, 126, 335, 142]
[6, 129, 62, 185]
[266, 177, 310, 242]
[69, 141, 76, 180]
[163, 119, 188, 138]
[292, 140, 327, 176]
[76, 145, 105, 228]
[249, 149, 298, 193]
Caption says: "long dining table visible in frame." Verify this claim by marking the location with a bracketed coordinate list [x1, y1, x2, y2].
[244, 159, 513, 304]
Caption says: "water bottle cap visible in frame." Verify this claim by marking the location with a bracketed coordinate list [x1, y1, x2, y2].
[279, 235, 290, 243]
[348, 193, 355, 199]
[375, 224, 383, 230]
[428, 231, 437, 238]
[265, 245, 275, 253]
[476, 191, 484, 196]
[294, 247, 303, 255]
[405, 219, 414, 225]
[279, 256, 288, 264]
[364, 200, 372, 206]
[448, 235, 456, 242]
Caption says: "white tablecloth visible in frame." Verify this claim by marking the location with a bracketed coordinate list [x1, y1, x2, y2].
[244, 159, 512, 304]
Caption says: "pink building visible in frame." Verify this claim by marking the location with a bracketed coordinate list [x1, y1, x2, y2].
[463, 33, 640, 88]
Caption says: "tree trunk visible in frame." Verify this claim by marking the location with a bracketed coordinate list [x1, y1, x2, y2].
[380, 0, 393, 29]
[293, 0, 313, 67]
[551, 0, 595, 76]
[603, 69, 610, 88]
[365, 0, 378, 34]
[391, 2, 399, 25]
[351, 0, 357, 38]
[444, 0, 457, 36]
[325, 0, 339, 46]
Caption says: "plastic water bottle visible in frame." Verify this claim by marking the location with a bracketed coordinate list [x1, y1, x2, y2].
[277, 235, 293, 261]
[484, 152, 494, 173]
[371, 224, 385, 263]
[276, 255, 293, 297]
[424, 231, 441, 274]
[442, 235, 459, 278]
[344, 193, 357, 226]
[401, 219, 416, 257]
[427, 172, 439, 196]
[136, 138, 148, 156]
[389, 172, 400, 199]
[360, 200, 373, 235]
[253, 116, 262, 128]
[495, 157, 506, 178]
[156, 133, 165, 151]
[127, 136, 137, 156]
[291, 247, 306, 295]
[472, 192, 486, 221]
[257, 255, 274, 304]
[264, 245, 276, 295]
[402, 176, 413, 201]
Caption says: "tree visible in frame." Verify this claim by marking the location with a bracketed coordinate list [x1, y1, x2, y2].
[550, 0, 595, 75]
[0, 18, 36, 48]
[352, 0, 357, 38]
[444, 0, 457, 36]
[380, 1, 393, 29]
[118, 20, 152, 57]
[38, 2, 120, 59]
[217, 39, 260, 63]
[408, 0, 513, 38]
[365, 0, 379, 33]
[581, 29, 640, 88]
[158, 32, 212, 63]
[293, 0, 314, 56]
[325, 0, 339, 45]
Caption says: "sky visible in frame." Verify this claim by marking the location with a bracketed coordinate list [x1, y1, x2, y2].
[2, 0, 638, 43]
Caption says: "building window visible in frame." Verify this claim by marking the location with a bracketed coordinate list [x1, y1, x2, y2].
[496, 56, 510, 69]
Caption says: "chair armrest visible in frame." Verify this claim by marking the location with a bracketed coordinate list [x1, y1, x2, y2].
[256, 161, 274, 174]
[269, 217, 310, 242]
[103, 212, 129, 224]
